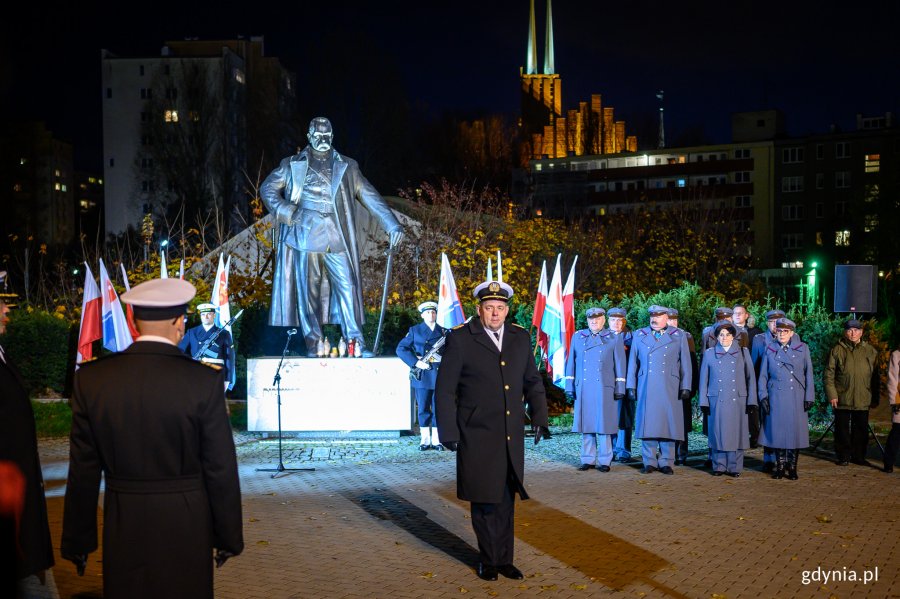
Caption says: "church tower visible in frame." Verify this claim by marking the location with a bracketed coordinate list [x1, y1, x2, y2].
[520, 0, 562, 159]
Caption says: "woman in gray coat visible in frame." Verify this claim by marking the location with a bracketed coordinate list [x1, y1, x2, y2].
[698, 322, 757, 477]
[757, 318, 814, 480]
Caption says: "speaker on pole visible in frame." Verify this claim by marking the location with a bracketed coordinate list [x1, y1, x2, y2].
[833, 265, 877, 313]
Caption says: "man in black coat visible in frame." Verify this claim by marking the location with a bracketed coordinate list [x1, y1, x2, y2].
[0, 282, 55, 596]
[435, 278, 548, 582]
[62, 278, 243, 599]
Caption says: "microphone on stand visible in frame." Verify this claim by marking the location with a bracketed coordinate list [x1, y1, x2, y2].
[286, 328, 298, 336]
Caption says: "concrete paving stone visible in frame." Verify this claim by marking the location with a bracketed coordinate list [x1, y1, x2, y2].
[33, 426, 900, 598]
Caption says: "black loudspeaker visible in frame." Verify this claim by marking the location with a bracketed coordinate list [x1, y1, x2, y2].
[833, 265, 878, 313]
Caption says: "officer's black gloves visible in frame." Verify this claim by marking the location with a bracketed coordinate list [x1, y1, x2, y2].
[678, 389, 692, 402]
[532, 425, 546, 446]
[893, 404, 900, 415]
[443, 441, 459, 452]
[803, 400, 813, 412]
[215, 549, 235, 568]
[700, 406, 710, 416]
[62, 552, 87, 576]
[746, 404, 758, 415]
[613, 393, 625, 402]
[625, 389, 637, 402]
[759, 397, 770, 416]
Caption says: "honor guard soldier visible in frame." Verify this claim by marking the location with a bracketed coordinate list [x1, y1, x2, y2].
[626, 305, 692, 474]
[62, 278, 243, 598]
[435, 272, 548, 582]
[564, 307, 626, 472]
[178, 303, 236, 393]
[608, 307, 635, 462]
[396, 300, 447, 450]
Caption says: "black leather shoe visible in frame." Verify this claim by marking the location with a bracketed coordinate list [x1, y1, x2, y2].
[659, 466, 674, 475]
[433, 444, 445, 451]
[497, 564, 524, 580]
[577, 464, 594, 471]
[597, 465, 610, 472]
[703, 459, 713, 469]
[884, 465, 894, 473]
[711, 471, 724, 476]
[762, 462, 775, 473]
[726, 471, 741, 478]
[419, 444, 430, 451]
[640, 465, 657, 474]
[477, 563, 498, 581]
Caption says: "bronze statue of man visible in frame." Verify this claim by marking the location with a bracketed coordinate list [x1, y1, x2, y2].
[261, 117, 403, 356]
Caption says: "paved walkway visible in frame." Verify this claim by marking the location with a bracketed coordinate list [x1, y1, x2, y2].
[32, 428, 900, 599]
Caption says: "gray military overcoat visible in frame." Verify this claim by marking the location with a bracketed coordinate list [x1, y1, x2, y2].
[757, 339, 814, 449]
[626, 327, 692, 440]
[698, 344, 757, 451]
[564, 329, 626, 435]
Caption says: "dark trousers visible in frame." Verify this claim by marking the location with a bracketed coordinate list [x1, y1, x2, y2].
[748, 404, 761, 447]
[884, 423, 900, 469]
[675, 395, 693, 460]
[834, 409, 869, 462]
[470, 469, 517, 567]
[414, 387, 437, 428]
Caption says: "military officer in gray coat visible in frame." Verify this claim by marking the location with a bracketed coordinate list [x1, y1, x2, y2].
[698, 322, 757, 477]
[626, 305, 692, 474]
[758, 318, 814, 480]
[564, 307, 626, 472]
[750, 309, 786, 471]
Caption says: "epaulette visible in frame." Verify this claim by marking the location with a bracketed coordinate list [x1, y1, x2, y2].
[202, 363, 223, 372]
[636, 328, 649, 336]
[452, 323, 465, 330]
[669, 329, 681, 337]
[511, 323, 527, 329]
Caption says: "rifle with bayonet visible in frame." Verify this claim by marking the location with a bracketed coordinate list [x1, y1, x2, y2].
[193, 309, 244, 360]
[409, 331, 448, 381]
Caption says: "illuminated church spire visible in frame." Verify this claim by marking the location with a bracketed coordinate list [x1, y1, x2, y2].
[543, 0, 555, 75]
[526, 0, 538, 75]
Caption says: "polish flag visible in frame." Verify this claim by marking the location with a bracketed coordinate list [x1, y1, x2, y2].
[76, 263, 102, 366]
[562, 255, 578, 359]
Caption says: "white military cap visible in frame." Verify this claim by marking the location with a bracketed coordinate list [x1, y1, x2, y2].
[196, 303, 218, 313]
[417, 301, 438, 313]
[122, 278, 196, 320]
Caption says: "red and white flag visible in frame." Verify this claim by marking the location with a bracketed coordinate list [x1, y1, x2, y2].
[76, 263, 102, 366]
[562, 255, 578, 359]
[532, 260, 549, 367]
[210, 254, 231, 331]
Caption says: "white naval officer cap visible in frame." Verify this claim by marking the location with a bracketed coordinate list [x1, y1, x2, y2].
[196, 303, 218, 313]
[122, 278, 196, 321]
[417, 301, 438, 313]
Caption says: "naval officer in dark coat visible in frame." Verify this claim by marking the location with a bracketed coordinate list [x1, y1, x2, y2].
[62, 278, 243, 599]
[396, 300, 447, 450]
[564, 307, 626, 471]
[435, 276, 548, 582]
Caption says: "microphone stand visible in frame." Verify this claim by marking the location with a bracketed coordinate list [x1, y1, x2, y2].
[256, 330, 315, 478]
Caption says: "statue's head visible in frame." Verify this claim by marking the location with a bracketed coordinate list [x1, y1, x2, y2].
[307, 117, 333, 152]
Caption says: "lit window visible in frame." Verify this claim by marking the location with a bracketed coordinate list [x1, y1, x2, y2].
[54, 169, 60, 177]
[189, 111, 200, 122]
[54, 182, 60, 191]
[816, 232, 823, 245]
[88, 177, 96, 183]
[165, 110, 179, 123]
[835, 230, 851, 246]
[80, 200, 90, 209]
[13, 183, 22, 192]
[865, 154, 880, 173]
[61, 184, 67, 192]
[864, 215, 878, 232]
[677, 179, 686, 188]
[19, 158, 26, 165]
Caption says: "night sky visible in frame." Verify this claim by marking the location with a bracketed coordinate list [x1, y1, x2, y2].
[3, 0, 899, 171]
